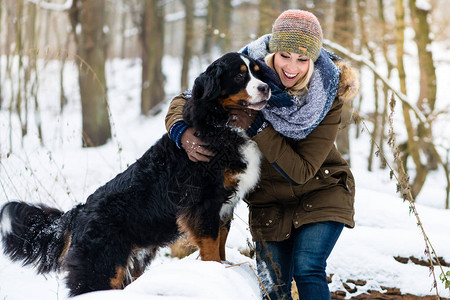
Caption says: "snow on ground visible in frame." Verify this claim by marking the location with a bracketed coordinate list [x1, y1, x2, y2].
[74, 250, 261, 300]
[0, 55, 449, 299]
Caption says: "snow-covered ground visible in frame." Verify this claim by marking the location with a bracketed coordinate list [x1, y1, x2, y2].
[0, 53, 449, 300]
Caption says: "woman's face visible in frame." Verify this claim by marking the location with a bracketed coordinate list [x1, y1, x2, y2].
[273, 52, 310, 88]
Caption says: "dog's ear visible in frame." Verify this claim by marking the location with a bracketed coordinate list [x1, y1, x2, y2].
[191, 63, 223, 102]
[184, 63, 228, 130]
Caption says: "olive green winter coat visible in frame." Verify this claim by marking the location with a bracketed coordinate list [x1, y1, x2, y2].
[165, 60, 359, 242]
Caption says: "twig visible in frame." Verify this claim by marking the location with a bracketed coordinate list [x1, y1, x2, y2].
[358, 93, 448, 297]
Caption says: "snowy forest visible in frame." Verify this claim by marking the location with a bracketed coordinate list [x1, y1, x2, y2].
[0, 0, 450, 299]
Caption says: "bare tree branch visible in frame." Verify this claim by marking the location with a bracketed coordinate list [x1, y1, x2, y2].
[323, 39, 426, 124]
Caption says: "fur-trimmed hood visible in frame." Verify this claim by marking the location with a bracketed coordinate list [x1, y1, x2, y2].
[335, 60, 360, 102]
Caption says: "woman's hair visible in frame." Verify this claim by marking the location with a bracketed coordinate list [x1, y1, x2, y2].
[264, 52, 315, 95]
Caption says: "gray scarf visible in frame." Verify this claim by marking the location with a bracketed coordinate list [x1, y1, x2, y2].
[242, 34, 341, 140]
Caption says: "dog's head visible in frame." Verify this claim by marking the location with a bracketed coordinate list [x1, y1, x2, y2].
[184, 53, 271, 130]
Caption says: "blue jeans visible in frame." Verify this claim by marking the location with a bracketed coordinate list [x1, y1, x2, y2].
[256, 221, 344, 300]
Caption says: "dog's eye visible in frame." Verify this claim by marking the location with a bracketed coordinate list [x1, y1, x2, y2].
[235, 73, 245, 81]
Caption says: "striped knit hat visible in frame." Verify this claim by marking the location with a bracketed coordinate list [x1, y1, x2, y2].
[269, 10, 323, 62]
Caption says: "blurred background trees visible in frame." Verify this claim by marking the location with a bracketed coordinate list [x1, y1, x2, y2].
[0, 0, 449, 206]
[69, 0, 111, 146]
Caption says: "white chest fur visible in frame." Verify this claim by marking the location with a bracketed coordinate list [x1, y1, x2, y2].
[219, 129, 262, 219]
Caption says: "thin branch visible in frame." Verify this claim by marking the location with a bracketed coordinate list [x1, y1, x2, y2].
[358, 93, 449, 296]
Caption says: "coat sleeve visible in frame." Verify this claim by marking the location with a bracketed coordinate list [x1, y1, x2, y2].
[165, 93, 187, 132]
[252, 98, 343, 185]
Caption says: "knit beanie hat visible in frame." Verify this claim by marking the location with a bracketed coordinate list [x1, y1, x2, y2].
[269, 9, 323, 62]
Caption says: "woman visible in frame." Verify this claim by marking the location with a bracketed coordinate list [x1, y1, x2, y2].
[165, 10, 359, 300]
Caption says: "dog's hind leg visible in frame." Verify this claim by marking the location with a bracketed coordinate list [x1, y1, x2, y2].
[64, 238, 131, 296]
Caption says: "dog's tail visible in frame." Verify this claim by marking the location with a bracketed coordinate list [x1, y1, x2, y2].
[0, 201, 72, 273]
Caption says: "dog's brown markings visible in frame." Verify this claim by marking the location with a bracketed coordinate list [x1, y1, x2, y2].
[110, 266, 126, 289]
[176, 217, 190, 237]
[223, 169, 239, 190]
[218, 220, 230, 261]
[177, 216, 224, 262]
[58, 231, 71, 263]
[194, 236, 221, 262]
[219, 64, 254, 108]
[220, 90, 251, 108]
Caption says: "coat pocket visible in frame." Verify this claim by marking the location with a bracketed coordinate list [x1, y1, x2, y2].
[249, 205, 282, 240]
[315, 166, 353, 192]
[302, 185, 354, 213]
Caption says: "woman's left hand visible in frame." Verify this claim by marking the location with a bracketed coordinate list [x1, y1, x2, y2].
[228, 108, 258, 130]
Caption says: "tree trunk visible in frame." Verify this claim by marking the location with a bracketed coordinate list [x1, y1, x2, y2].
[54, 15, 69, 112]
[203, 0, 232, 57]
[140, 0, 165, 115]
[120, 5, 127, 59]
[0, 0, 3, 109]
[216, 0, 232, 52]
[6, 2, 14, 153]
[377, 0, 394, 169]
[203, 0, 214, 57]
[27, 2, 43, 145]
[333, 0, 354, 164]
[409, 0, 438, 172]
[258, 0, 286, 37]
[408, 0, 437, 114]
[181, 0, 194, 91]
[15, 0, 26, 138]
[395, 0, 427, 199]
[357, 0, 378, 171]
[71, 0, 111, 147]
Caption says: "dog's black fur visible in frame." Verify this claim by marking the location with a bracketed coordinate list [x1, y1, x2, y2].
[0, 52, 269, 296]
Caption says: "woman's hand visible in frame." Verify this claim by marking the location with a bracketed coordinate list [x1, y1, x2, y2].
[181, 127, 215, 162]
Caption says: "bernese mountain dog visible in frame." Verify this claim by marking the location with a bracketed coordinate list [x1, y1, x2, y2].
[0, 52, 270, 296]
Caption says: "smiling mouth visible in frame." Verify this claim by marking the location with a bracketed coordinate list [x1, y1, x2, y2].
[283, 70, 297, 79]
